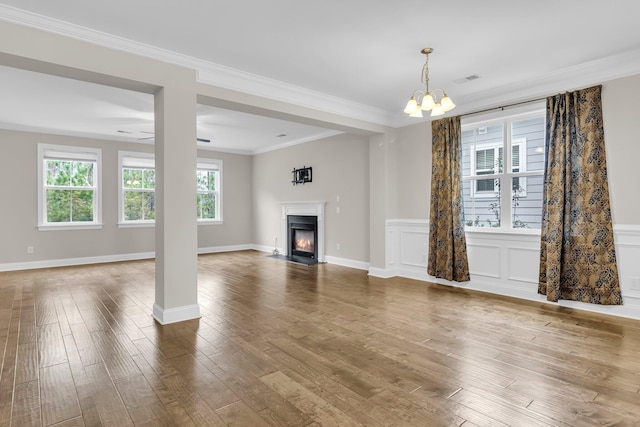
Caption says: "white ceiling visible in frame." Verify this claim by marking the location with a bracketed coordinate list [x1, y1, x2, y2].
[1, 1, 640, 153]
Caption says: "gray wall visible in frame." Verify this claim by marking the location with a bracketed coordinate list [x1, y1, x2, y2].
[0, 129, 253, 264]
[252, 133, 370, 262]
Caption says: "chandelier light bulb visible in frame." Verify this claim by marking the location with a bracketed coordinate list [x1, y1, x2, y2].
[404, 96, 419, 114]
[409, 108, 423, 118]
[421, 93, 435, 111]
[441, 94, 455, 111]
[430, 102, 445, 117]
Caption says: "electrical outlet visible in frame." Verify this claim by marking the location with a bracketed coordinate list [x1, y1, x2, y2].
[337, 243, 341, 251]
[630, 277, 640, 291]
[336, 206, 340, 214]
[27, 246, 34, 254]
[336, 195, 340, 202]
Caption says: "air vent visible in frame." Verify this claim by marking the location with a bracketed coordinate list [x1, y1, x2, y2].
[453, 75, 481, 84]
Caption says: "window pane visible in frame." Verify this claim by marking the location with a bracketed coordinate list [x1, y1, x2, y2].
[463, 179, 501, 227]
[123, 168, 143, 189]
[124, 191, 155, 220]
[197, 193, 216, 219]
[46, 189, 71, 222]
[142, 192, 155, 220]
[71, 161, 94, 187]
[46, 160, 71, 186]
[196, 170, 209, 191]
[71, 190, 94, 221]
[512, 176, 542, 229]
[143, 169, 155, 189]
[208, 171, 217, 191]
[462, 123, 504, 178]
[124, 191, 143, 220]
[512, 117, 545, 172]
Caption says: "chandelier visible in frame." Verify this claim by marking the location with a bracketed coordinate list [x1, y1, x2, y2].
[404, 48, 455, 118]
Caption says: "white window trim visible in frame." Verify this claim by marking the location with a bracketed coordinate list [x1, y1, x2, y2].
[118, 151, 155, 228]
[197, 158, 223, 224]
[37, 143, 103, 231]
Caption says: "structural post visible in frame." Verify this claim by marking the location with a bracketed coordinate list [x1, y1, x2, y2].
[153, 82, 200, 324]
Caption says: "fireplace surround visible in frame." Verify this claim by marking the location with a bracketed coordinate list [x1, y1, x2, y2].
[280, 201, 326, 263]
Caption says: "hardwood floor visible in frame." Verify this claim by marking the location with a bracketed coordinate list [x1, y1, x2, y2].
[1, 250, 639, 426]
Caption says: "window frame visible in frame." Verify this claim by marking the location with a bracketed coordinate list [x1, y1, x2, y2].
[197, 158, 223, 224]
[118, 151, 155, 228]
[37, 144, 102, 230]
[462, 106, 545, 232]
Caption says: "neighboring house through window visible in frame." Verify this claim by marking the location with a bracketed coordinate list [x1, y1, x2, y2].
[37, 144, 102, 230]
[461, 110, 545, 230]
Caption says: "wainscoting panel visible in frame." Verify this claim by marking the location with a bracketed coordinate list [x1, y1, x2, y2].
[466, 243, 501, 279]
[507, 247, 540, 283]
[381, 220, 640, 320]
[399, 229, 429, 268]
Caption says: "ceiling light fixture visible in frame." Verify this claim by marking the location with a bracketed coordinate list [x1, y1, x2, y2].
[404, 48, 455, 118]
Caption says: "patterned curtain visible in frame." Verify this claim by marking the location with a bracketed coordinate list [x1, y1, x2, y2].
[428, 116, 470, 282]
[538, 85, 622, 304]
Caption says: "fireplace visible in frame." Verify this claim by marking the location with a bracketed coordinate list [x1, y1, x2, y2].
[287, 215, 318, 263]
[280, 201, 326, 263]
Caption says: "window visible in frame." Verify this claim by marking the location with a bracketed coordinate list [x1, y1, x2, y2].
[462, 111, 545, 230]
[119, 151, 155, 226]
[38, 144, 102, 230]
[197, 159, 222, 222]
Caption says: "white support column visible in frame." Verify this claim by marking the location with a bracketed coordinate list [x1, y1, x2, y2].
[153, 82, 200, 324]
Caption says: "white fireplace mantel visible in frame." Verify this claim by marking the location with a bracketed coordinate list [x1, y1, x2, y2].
[280, 201, 326, 262]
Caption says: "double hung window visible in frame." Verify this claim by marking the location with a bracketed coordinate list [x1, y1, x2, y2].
[197, 159, 222, 222]
[119, 152, 155, 225]
[38, 144, 102, 229]
[462, 111, 545, 230]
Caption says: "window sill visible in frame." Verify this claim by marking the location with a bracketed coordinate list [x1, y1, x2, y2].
[198, 219, 223, 225]
[38, 223, 104, 231]
[464, 227, 541, 241]
[118, 221, 155, 228]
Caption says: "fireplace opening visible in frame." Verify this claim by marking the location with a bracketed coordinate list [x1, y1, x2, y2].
[287, 215, 318, 264]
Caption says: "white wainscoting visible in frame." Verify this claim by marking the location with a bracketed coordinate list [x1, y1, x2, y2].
[378, 219, 640, 320]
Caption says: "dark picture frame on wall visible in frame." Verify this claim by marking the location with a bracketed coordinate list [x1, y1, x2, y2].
[291, 166, 312, 185]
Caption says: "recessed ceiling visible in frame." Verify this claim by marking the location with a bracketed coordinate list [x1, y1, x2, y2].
[1, 1, 640, 151]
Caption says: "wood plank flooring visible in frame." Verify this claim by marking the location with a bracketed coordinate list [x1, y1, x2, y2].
[1, 250, 639, 426]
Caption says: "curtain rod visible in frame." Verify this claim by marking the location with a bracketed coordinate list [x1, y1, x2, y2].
[460, 96, 547, 118]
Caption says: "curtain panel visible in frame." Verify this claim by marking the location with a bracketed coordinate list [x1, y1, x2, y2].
[428, 116, 470, 282]
[538, 85, 622, 305]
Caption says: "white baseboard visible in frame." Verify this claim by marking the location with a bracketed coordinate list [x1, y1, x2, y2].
[252, 244, 283, 254]
[198, 244, 253, 254]
[324, 255, 369, 271]
[152, 303, 201, 325]
[0, 251, 155, 272]
[368, 267, 395, 278]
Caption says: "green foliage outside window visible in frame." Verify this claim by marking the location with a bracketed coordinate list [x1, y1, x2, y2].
[123, 168, 155, 221]
[45, 160, 95, 222]
[197, 169, 217, 219]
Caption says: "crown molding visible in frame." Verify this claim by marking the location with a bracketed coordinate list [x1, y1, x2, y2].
[450, 48, 640, 119]
[0, 5, 396, 127]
